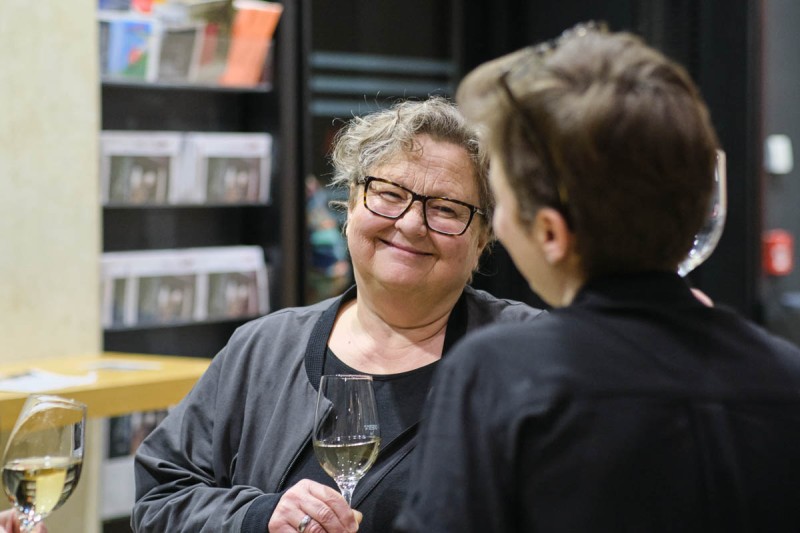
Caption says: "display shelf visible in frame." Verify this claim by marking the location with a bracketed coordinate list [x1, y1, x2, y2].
[101, 77, 274, 93]
[103, 320, 249, 358]
[100, 0, 303, 354]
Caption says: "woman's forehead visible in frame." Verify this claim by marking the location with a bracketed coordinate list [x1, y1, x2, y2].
[371, 139, 475, 181]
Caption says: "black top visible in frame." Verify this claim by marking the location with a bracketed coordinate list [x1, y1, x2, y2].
[283, 349, 437, 532]
[396, 272, 800, 533]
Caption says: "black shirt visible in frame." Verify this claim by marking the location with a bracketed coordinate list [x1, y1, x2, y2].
[395, 272, 800, 532]
[283, 347, 437, 532]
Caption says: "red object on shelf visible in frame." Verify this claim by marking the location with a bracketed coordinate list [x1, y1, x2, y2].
[131, 0, 153, 13]
[763, 229, 794, 276]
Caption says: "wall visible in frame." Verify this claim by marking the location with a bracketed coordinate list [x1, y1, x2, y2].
[0, 1, 101, 362]
[0, 2, 101, 532]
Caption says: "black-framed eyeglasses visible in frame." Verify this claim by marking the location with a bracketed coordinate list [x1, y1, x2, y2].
[358, 176, 485, 236]
[497, 21, 607, 226]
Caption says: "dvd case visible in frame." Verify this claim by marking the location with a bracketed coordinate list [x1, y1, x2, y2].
[101, 246, 269, 329]
[156, 23, 205, 83]
[98, 11, 162, 82]
[183, 132, 273, 204]
[100, 131, 184, 206]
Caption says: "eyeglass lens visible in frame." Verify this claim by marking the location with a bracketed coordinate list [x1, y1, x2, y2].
[365, 179, 475, 235]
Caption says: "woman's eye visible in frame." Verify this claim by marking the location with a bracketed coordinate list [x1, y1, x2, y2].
[429, 204, 459, 218]
[379, 190, 405, 202]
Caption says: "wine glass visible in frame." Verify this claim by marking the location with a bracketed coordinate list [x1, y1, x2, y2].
[313, 375, 380, 506]
[2, 394, 87, 532]
[677, 150, 728, 276]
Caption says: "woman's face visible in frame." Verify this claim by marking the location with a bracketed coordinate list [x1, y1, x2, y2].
[347, 134, 488, 299]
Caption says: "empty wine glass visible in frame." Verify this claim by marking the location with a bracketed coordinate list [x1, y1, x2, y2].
[313, 375, 380, 506]
[677, 150, 728, 276]
[2, 394, 87, 532]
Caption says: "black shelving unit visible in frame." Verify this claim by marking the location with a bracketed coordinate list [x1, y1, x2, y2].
[101, 0, 304, 358]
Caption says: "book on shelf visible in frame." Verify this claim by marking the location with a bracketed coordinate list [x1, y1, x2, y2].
[219, 0, 283, 87]
[151, 0, 232, 83]
[155, 23, 205, 83]
[183, 132, 273, 204]
[101, 246, 270, 329]
[100, 131, 184, 205]
[98, 11, 162, 82]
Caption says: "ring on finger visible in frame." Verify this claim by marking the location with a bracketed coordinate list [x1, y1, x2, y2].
[297, 514, 312, 532]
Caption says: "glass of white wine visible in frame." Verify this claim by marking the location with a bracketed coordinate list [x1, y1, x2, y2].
[677, 150, 728, 276]
[313, 374, 380, 506]
[2, 394, 86, 533]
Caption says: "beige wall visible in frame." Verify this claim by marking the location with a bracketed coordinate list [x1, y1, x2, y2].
[0, 2, 101, 532]
[0, 3, 100, 359]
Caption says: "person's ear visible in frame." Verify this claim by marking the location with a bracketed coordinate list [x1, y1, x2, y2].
[533, 207, 574, 265]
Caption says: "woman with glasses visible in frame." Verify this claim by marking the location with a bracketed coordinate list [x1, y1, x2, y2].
[131, 96, 545, 533]
[396, 25, 800, 532]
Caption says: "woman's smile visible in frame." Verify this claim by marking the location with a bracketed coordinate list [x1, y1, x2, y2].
[380, 239, 433, 256]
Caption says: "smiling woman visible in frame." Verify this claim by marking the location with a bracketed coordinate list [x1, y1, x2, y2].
[131, 97, 546, 533]
[343, 134, 488, 316]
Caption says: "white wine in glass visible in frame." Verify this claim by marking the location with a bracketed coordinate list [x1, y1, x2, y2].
[2, 394, 87, 532]
[313, 374, 380, 506]
[677, 150, 728, 276]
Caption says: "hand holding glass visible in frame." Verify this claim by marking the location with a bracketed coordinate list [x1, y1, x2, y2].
[678, 150, 727, 276]
[313, 375, 380, 506]
[2, 395, 86, 532]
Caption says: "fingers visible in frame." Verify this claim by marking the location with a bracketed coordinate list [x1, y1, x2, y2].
[268, 479, 359, 533]
[690, 287, 714, 307]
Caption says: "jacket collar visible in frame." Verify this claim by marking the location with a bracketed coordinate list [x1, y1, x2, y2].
[304, 285, 469, 389]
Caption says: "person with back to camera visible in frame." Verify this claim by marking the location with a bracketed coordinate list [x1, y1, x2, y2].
[130, 96, 545, 533]
[394, 22, 800, 533]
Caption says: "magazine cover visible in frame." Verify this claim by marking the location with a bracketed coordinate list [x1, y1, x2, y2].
[183, 132, 272, 204]
[100, 131, 183, 205]
[156, 23, 205, 83]
[219, 0, 283, 87]
[206, 271, 261, 319]
[99, 11, 162, 81]
[191, 246, 270, 320]
[136, 274, 197, 326]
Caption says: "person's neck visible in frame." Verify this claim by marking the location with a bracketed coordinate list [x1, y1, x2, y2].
[329, 285, 460, 374]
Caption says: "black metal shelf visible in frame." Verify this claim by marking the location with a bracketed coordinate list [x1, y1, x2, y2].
[101, 0, 304, 362]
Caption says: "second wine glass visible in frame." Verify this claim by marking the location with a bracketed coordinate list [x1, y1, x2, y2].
[677, 149, 728, 276]
[313, 374, 380, 506]
[1, 394, 87, 533]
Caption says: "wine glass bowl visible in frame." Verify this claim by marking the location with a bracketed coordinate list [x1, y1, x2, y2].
[313, 375, 380, 506]
[677, 150, 728, 276]
[2, 394, 87, 532]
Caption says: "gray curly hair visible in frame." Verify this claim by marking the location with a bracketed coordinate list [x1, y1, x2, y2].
[328, 96, 493, 239]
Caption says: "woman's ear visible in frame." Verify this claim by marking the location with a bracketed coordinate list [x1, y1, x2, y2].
[533, 207, 574, 265]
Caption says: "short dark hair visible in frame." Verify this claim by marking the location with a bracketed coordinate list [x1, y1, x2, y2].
[457, 26, 720, 276]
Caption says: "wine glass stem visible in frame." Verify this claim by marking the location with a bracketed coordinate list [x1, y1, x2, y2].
[338, 481, 357, 506]
[17, 509, 37, 533]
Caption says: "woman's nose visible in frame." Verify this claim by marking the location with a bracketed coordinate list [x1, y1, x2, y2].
[394, 200, 429, 235]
